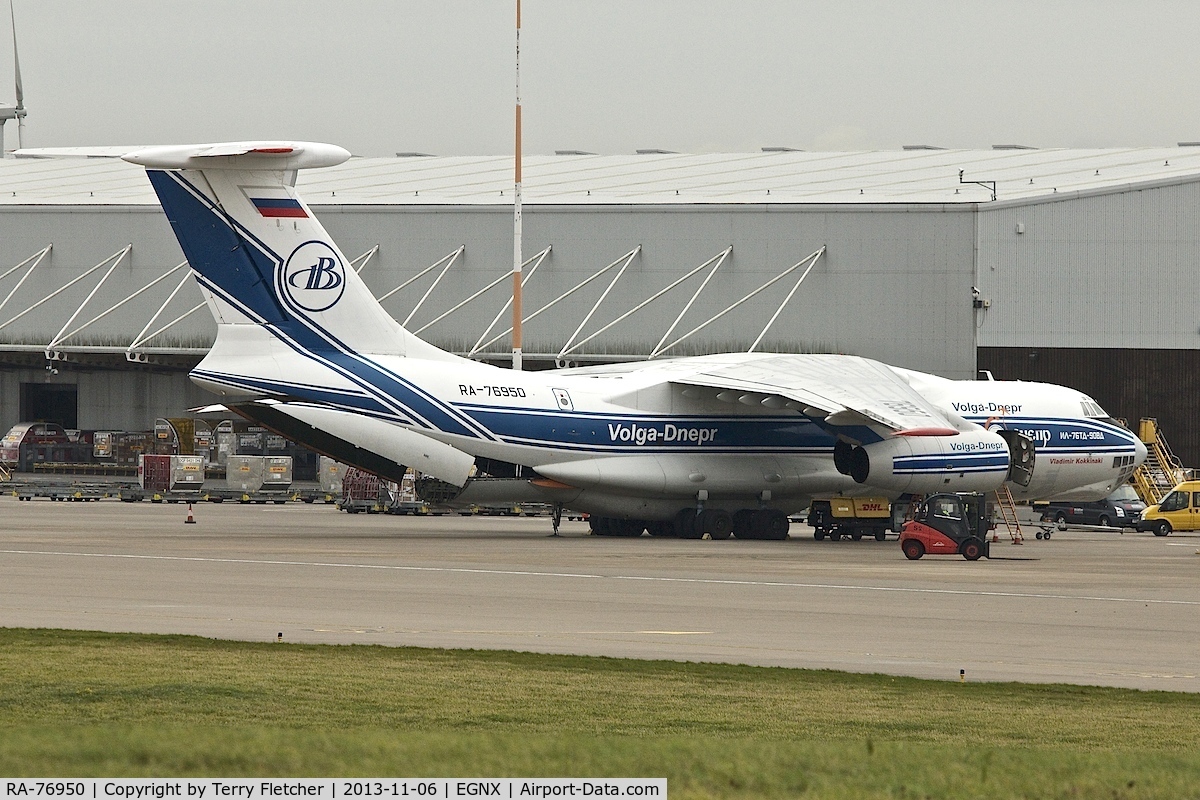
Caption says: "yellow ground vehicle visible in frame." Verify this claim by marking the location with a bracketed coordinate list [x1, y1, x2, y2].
[807, 496, 900, 541]
[1136, 480, 1200, 536]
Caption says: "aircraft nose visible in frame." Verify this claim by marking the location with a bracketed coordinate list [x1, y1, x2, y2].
[1134, 437, 1147, 466]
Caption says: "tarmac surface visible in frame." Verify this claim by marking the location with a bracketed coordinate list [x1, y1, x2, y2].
[1, 493, 1198, 692]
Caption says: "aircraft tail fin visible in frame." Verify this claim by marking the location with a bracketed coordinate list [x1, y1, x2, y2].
[124, 141, 455, 362]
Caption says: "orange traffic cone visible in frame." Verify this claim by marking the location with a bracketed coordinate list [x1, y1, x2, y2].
[184, 502, 196, 524]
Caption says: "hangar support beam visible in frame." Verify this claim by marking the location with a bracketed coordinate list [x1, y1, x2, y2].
[654, 245, 824, 358]
[558, 246, 642, 358]
[0, 244, 51, 319]
[469, 246, 552, 356]
[352, 244, 380, 274]
[401, 245, 466, 328]
[560, 246, 733, 359]
[50, 260, 188, 352]
[127, 267, 200, 360]
[747, 246, 825, 352]
[377, 246, 464, 304]
[478, 246, 642, 355]
[0, 245, 128, 334]
[46, 245, 133, 357]
[651, 246, 733, 357]
[415, 244, 555, 336]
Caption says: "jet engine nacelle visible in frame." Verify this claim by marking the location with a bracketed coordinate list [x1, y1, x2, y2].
[843, 428, 1012, 495]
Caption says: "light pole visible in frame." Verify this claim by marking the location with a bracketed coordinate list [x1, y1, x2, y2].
[512, 0, 523, 370]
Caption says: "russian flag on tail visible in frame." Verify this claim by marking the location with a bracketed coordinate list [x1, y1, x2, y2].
[243, 185, 308, 218]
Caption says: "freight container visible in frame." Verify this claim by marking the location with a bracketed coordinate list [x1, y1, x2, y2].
[807, 496, 908, 541]
[193, 421, 213, 465]
[19, 441, 92, 471]
[262, 456, 293, 490]
[92, 431, 116, 459]
[153, 418, 197, 455]
[318, 456, 346, 495]
[214, 421, 236, 466]
[237, 431, 265, 455]
[138, 453, 205, 493]
[226, 455, 264, 492]
[111, 432, 151, 466]
[1, 422, 69, 464]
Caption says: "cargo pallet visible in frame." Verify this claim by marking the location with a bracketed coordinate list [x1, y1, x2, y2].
[30, 462, 139, 477]
[10, 482, 127, 502]
[8, 480, 338, 506]
[120, 487, 294, 504]
[337, 498, 448, 515]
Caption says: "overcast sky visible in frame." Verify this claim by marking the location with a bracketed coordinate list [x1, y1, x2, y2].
[5, 1, 1200, 157]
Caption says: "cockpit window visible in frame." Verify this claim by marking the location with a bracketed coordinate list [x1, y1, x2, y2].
[1080, 399, 1107, 418]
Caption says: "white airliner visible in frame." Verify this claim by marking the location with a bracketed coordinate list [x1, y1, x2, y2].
[122, 141, 1146, 539]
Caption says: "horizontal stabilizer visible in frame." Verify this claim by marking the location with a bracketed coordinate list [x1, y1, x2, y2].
[122, 141, 351, 171]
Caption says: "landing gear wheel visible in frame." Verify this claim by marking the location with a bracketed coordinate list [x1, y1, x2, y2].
[701, 509, 733, 540]
[961, 538, 984, 561]
[902, 539, 924, 560]
[1154, 521, 1171, 537]
[760, 510, 790, 540]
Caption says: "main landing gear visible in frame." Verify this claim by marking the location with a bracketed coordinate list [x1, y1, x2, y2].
[589, 508, 790, 540]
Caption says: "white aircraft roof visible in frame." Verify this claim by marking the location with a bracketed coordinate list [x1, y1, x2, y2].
[5, 147, 1200, 207]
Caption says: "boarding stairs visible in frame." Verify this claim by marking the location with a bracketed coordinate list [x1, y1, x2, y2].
[1132, 418, 1187, 505]
[991, 485, 1025, 544]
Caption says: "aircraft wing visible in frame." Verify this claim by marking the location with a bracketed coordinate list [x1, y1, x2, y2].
[671, 354, 964, 437]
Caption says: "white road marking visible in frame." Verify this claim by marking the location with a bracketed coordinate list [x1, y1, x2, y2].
[3, 548, 1200, 607]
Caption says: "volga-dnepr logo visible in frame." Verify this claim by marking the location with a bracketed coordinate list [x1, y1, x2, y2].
[281, 241, 346, 312]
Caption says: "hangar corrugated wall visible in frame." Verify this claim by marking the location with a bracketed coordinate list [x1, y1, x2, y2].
[976, 179, 1200, 350]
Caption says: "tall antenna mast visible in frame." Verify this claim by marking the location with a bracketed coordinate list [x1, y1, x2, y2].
[511, 0, 523, 370]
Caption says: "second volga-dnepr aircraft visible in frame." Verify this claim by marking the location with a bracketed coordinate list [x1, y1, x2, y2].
[122, 141, 1146, 539]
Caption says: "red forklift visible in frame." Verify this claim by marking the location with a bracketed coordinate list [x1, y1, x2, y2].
[899, 492, 992, 561]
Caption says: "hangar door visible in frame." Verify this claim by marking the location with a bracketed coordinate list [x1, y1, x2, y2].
[20, 383, 78, 429]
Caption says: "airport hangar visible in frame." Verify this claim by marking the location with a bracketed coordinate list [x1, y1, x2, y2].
[1, 145, 1199, 462]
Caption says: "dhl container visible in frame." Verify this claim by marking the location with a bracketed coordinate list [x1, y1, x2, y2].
[226, 455, 265, 492]
[138, 453, 204, 493]
[319, 456, 346, 495]
[263, 456, 293, 490]
[828, 497, 891, 519]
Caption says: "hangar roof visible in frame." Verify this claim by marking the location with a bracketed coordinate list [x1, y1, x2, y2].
[4, 146, 1200, 207]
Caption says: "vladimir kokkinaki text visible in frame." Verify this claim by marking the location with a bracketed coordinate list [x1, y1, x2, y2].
[2, 781, 665, 799]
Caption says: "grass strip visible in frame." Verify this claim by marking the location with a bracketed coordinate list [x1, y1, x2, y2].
[1, 627, 1198, 797]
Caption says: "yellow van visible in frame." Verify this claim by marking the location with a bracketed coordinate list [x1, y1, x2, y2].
[1137, 480, 1200, 536]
